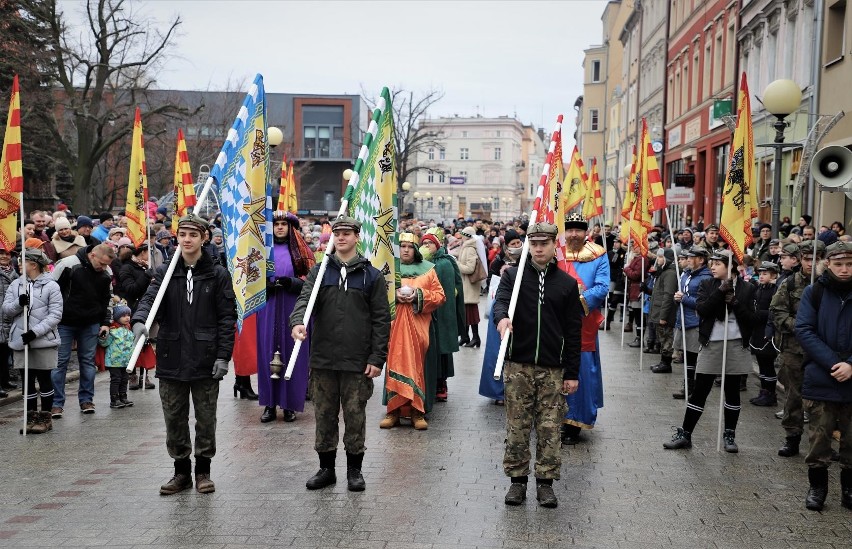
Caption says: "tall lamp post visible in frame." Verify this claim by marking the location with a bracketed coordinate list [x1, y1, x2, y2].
[760, 79, 803, 236]
[413, 191, 431, 219]
[398, 181, 411, 218]
[436, 195, 449, 219]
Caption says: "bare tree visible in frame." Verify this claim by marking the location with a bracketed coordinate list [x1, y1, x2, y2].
[20, 0, 195, 213]
[362, 86, 445, 187]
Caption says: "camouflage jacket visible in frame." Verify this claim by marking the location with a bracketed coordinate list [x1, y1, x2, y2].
[770, 270, 809, 356]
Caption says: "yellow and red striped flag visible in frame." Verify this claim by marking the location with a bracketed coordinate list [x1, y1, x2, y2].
[640, 117, 666, 212]
[170, 129, 196, 234]
[582, 157, 603, 220]
[125, 107, 149, 247]
[720, 73, 758, 263]
[539, 121, 567, 262]
[620, 146, 638, 244]
[276, 154, 289, 212]
[0, 75, 23, 250]
[562, 145, 588, 212]
[286, 160, 298, 213]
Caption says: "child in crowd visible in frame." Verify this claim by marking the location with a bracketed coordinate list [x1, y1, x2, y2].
[100, 305, 135, 409]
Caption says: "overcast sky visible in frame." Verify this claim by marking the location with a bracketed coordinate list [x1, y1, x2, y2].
[59, 0, 608, 137]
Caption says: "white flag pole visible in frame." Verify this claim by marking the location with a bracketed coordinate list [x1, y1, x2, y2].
[665, 208, 690, 404]
[716, 261, 735, 452]
[19, 198, 28, 436]
[621, 238, 631, 348]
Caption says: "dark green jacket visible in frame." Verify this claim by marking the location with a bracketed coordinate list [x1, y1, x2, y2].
[770, 270, 809, 356]
[430, 248, 465, 354]
[290, 254, 391, 372]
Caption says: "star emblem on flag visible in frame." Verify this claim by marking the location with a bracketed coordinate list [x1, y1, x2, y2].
[372, 206, 395, 256]
[239, 195, 267, 243]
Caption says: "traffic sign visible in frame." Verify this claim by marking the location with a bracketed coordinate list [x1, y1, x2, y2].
[666, 187, 694, 205]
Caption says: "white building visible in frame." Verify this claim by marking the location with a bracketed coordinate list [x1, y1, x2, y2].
[411, 116, 545, 221]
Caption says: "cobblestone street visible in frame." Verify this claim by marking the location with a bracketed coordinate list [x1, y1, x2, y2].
[1, 325, 850, 548]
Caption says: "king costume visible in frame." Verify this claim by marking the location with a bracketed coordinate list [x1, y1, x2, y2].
[560, 214, 609, 439]
[381, 234, 446, 428]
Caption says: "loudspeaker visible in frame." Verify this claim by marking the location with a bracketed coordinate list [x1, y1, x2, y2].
[811, 146, 852, 189]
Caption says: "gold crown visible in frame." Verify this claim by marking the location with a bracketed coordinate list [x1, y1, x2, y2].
[399, 232, 420, 245]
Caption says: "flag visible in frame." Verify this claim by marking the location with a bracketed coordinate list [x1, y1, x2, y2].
[562, 145, 588, 212]
[170, 129, 196, 234]
[125, 107, 149, 248]
[345, 87, 398, 318]
[276, 155, 289, 212]
[539, 119, 568, 264]
[640, 118, 666, 212]
[720, 73, 758, 263]
[286, 160, 298, 212]
[620, 146, 638, 244]
[0, 75, 22, 250]
[212, 74, 273, 330]
[582, 157, 603, 219]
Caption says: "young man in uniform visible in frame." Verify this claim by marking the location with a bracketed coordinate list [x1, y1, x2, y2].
[290, 216, 391, 492]
[493, 222, 582, 508]
[132, 213, 236, 495]
[795, 240, 852, 511]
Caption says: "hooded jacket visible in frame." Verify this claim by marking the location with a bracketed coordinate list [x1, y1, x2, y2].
[290, 253, 391, 372]
[796, 273, 852, 403]
[3, 272, 63, 351]
[52, 246, 112, 327]
[649, 260, 678, 325]
[675, 265, 712, 330]
[695, 275, 756, 347]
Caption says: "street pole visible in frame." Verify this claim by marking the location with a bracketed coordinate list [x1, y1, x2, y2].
[770, 118, 786, 236]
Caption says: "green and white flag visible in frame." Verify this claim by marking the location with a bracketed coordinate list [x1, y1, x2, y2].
[345, 87, 399, 318]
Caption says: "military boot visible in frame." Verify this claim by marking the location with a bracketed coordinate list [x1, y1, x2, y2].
[663, 427, 692, 450]
[38, 411, 53, 433]
[411, 411, 428, 430]
[19, 411, 38, 435]
[379, 410, 399, 429]
[536, 482, 558, 508]
[504, 482, 526, 506]
[806, 467, 829, 511]
[651, 355, 673, 373]
[778, 435, 801, 457]
[346, 452, 365, 492]
[841, 469, 852, 510]
[723, 429, 738, 453]
[306, 451, 337, 490]
[160, 459, 193, 495]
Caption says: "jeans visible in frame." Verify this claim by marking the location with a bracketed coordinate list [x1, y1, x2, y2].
[52, 323, 99, 408]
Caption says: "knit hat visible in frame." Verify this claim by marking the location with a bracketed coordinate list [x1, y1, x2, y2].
[116, 237, 134, 249]
[75, 216, 94, 229]
[156, 206, 168, 216]
[155, 230, 172, 241]
[99, 212, 114, 223]
[54, 217, 72, 231]
[211, 228, 223, 238]
[421, 233, 441, 249]
[503, 229, 521, 246]
[801, 214, 813, 225]
[112, 305, 132, 321]
[460, 227, 477, 238]
[657, 248, 675, 263]
[818, 229, 839, 247]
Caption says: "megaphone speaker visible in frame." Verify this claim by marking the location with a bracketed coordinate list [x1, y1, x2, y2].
[811, 146, 852, 189]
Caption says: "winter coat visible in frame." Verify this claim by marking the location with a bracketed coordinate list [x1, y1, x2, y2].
[290, 253, 391, 373]
[751, 239, 772, 262]
[0, 267, 18, 343]
[649, 262, 678, 325]
[675, 265, 712, 330]
[608, 248, 626, 286]
[695, 276, 756, 347]
[51, 231, 87, 259]
[53, 246, 112, 327]
[492, 259, 582, 379]
[99, 324, 135, 368]
[118, 259, 153, 312]
[2, 272, 63, 351]
[456, 238, 483, 305]
[623, 254, 650, 302]
[132, 252, 236, 382]
[796, 273, 852, 403]
[749, 282, 779, 356]
[770, 270, 809, 356]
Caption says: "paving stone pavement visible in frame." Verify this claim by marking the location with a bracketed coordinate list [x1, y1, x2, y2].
[1, 315, 851, 548]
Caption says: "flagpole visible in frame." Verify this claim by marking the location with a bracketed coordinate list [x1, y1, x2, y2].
[621, 237, 631, 348]
[494, 116, 563, 380]
[598, 214, 609, 329]
[665, 207, 690, 405]
[19, 197, 28, 437]
[639, 255, 645, 372]
[284, 95, 390, 381]
[716, 261, 735, 452]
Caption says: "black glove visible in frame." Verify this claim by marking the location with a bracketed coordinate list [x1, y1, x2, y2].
[18, 294, 28, 307]
[276, 277, 292, 291]
[723, 292, 737, 305]
[145, 268, 156, 278]
[21, 330, 36, 345]
[718, 280, 733, 293]
[266, 278, 278, 292]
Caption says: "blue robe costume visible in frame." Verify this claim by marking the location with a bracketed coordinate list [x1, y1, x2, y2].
[562, 242, 609, 429]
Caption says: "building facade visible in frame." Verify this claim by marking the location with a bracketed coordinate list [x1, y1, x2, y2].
[411, 116, 545, 222]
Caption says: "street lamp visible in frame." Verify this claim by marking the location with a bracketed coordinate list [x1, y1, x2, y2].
[268, 126, 284, 148]
[502, 196, 512, 220]
[760, 79, 803, 236]
[399, 181, 411, 216]
[343, 168, 354, 181]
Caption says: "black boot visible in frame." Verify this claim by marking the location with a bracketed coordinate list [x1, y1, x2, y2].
[346, 452, 365, 492]
[651, 355, 673, 374]
[260, 406, 276, 423]
[0, 361, 15, 390]
[806, 467, 829, 511]
[723, 429, 738, 453]
[464, 325, 481, 348]
[841, 469, 852, 509]
[778, 434, 801, 457]
[663, 427, 692, 449]
[306, 451, 337, 490]
[233, 375, 258, 400]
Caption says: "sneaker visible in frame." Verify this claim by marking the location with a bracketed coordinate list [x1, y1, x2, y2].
[110, 399, 126, 409]
[80, 402, 96, 414]
[50, 407, 64, 419]
[120, 396, 134, 407]
[803, 411, 810, 424]
[536, 484, 558, 508]
[504, 483, 526, 506]
[775, 409, 784, 419]
[663, 427, 692, 450]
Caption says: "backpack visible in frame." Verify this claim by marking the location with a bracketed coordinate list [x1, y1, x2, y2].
[787, 274, 825, 329]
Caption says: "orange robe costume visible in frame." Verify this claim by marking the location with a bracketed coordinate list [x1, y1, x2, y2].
[383, 264, 446, 414]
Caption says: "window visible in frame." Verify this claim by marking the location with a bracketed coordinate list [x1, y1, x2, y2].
[682, 65, 689, 113]
[460, 148, 469, 160]
[458, 170, 467, 178]
[494, 147, 502, 160]
[427, 170, 434, 183]
[592, 60, 601, 82]
[428, 148, 434, 160]
[303, 105, 344, 158]
[784, 17, 796, 79]
[703, 43, 712, 99]
[589, 109, 599, 131]
[439, 148, 446, 160]
[713, 32, 723, 92]
[825, 0, 846, 65]
[692, 52, 700, 105]
[674, 70, 681, 117]
[495, 130, 501, 137]
[726, 24, 735, 86]
[714, 143, 730, 221]
[439, 172, 445, 183]
[767, 29, 778, 83]
[462, 131, 468, 138]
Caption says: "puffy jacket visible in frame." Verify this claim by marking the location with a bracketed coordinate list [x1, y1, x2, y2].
[53, 246, 112, 327]
[2, 272, 63, 351]
[675, 265, 711, 330]
[118, 259, 153, 312]
[649, 262, 678, 325]
[132, 252, 236, 382]
[749, 282, 778, 356]
[456, 238, 483, 304]
[290, 254, 391, 372]
[99, 324, 135, 368]
[695, 276, 755, 347]
[796, 273, 852, 403]
[770, 270, 809, 356]
[0, 267, 18, 343]
[492, 259, 582, 379]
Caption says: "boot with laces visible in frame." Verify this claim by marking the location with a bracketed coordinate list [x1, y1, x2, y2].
[723, 429, 738, 453]
[663, 427, 692, 449]
[504, 482, 526, 506]
[806, 467, 829, 511]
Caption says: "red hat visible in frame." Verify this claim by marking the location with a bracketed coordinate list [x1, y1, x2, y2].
[421, 233, 441, 248]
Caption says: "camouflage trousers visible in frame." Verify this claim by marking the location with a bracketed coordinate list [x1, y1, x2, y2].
[804, 399, 852, 469]
[310, 369, 374, 454]
[656, 324, 674, 358]
[159, 378, 219, 461]
[777, 352, 804, 436]
[503, 360, 567, 480]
